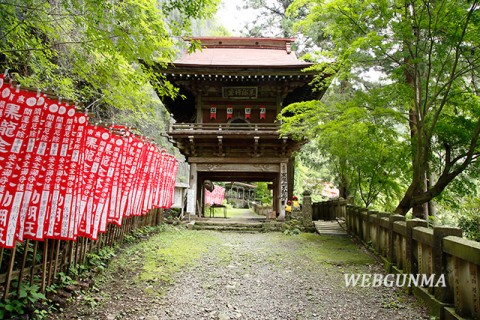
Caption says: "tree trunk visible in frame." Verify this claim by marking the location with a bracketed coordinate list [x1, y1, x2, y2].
[398, 2, 428, 218]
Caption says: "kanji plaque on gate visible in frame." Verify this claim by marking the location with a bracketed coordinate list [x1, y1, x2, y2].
[222, 87, 257, 99]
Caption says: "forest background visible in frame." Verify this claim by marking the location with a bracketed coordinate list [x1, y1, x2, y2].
[1, 0, 479, 241]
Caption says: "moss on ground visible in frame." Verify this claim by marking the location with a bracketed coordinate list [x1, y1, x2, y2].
[101, 226, 222, 295]
[99, 225, 374, 297]
[297, 233, 375, 266]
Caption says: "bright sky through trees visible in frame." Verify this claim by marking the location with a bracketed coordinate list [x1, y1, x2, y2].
[216, 0, 258, 35]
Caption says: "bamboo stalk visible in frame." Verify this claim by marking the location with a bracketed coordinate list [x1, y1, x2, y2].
[41, 239, 48, 293]
[52, 239, 61, 281]
[46, 240, 55, 288]
[30, 241, 38, 286]
[3, 248, 16, 300]
[65, 240, 73, 273]
[16, 240, 30, 296]
[0, 247, 4, 273]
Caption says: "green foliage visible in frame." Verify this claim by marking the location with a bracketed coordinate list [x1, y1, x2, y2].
[285, 0, 480, 215]
[241, 0, 297, 38]
[434, 194, 480, 241]
[123, 224, 167, 244]
[254, 182, 273, 204]
[86, 246, 116, 273]
[282, 219, 302, 236]
[458, 215, 480, 242]
[0, 0, 219, 146]
[0, 283, 46, 319]
[280, 82, 410, 210]
[292, 148, 329, 202]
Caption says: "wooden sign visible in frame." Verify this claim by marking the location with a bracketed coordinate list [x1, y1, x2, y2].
[222, 86, 258, 99]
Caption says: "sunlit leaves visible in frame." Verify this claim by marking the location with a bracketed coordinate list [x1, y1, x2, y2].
[285, 0, 480, 214]
[0, 0, 218, 146]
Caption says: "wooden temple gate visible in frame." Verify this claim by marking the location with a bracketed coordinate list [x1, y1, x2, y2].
[161, 37, 327, 219]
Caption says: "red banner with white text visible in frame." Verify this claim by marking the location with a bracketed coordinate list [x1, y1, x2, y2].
[0, 75, 180, 248]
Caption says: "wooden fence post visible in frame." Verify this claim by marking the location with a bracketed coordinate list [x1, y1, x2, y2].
[405, 219, 428, 274]
[388, 215, 405, 264]
[433, 226, 462, 302]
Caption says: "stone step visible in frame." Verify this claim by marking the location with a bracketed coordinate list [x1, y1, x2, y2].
[314, 220, 348, 236]
[193, 225, 264, 233]
[194, 221, 264, 228]
[192, 220, 284, 233]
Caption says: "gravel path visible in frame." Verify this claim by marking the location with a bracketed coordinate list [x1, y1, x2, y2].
[52, 226, 429, 320]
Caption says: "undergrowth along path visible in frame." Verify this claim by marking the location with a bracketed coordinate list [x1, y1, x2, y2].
[51, 226, 429, 320]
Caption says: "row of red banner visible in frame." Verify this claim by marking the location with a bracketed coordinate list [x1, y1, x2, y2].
[204, 186, 225, 206]
[0, 75, 178, 248]
[210, 106, 267, 120]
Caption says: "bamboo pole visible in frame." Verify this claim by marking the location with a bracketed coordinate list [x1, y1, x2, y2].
[40, 239, 48, 293]
[30, 241, 38, 286]
[16, 240, 30, 296]
[3, 248, 16, 300]
[0, 247, 4, 273]
[73, 238, 80, 269]
[52, 239, 61, 281]
[46, 240, 55, 288]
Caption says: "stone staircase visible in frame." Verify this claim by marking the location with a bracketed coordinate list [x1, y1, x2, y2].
[190, 218, 284, 233]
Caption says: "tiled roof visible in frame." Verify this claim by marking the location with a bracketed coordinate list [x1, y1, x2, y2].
[174, 37, 311, 68]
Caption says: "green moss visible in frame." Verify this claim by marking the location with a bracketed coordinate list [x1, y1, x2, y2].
[297, 233, 375, 266]
[104, 226, 221, 296]
[256, 232, 374, 268]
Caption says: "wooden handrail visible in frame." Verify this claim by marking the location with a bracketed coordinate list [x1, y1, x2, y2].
[171, 123, 280, 132]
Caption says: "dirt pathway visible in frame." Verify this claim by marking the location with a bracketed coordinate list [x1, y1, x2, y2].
[51, 226, 429, 320]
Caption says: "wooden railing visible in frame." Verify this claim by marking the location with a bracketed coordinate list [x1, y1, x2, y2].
[170, 123, 280, 133]
[312, 199, 480, 320]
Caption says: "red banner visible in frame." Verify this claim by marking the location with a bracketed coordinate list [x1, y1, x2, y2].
[44, 103, 77, 239]
[107, 127, 129, 226]
[245, 106, 251, 119]
[226, 106, 233, 120]
[0, 81, 44, 247]
[0, 76, 181, 248]
[122, 136, 145, 218]
[62, 113, 88, 240]
[16, 92, 46, 241]
[96, 132, 123, 234]
[77, 125, 110, 239]
[210, 106, 216, 119]
[260, 106, 266, 120]
[205, 185, 225, 206]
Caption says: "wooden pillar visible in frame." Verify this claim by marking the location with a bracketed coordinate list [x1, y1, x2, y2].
[277, 162, 288, 220]
[189, 163, 198, 217]
[287, 157, 295, 201]
[196, 92, 203, 124]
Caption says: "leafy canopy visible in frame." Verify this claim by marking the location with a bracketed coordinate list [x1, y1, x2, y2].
[282, 0, 480, 214]
[0, 0, 219, 145]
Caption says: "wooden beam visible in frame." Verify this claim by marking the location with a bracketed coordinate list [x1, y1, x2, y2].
[189, 157, 289, 164]
[197, 163, 279, 172]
